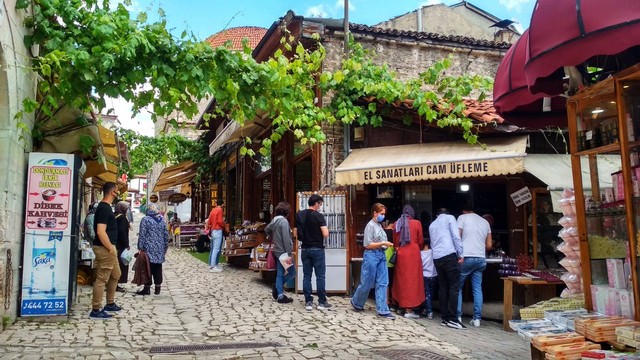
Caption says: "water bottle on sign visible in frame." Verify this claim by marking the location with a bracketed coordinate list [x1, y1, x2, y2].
[29, 232, 57, 294]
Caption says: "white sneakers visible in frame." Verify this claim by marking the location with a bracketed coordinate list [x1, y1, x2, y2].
[404, 312, 420, 319]
[209, 266, 223, 273]
[470, 319, 481, 327]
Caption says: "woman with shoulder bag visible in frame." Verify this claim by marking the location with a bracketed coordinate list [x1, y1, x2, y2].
[350, 203, 395, 319]
[264, 202, 295, 304]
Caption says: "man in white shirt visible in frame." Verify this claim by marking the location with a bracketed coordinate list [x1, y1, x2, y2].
[456, 205, 492, 327]
[428, 208, 465, 329]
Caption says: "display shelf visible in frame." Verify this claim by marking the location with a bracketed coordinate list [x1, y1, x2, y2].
[566, 66, 640, 320]
[575, 141, 640, 156]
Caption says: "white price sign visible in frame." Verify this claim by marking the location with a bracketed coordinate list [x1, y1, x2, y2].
[510, 186, 532, 207]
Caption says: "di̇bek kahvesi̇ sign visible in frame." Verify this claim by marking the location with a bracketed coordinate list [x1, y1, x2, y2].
[25, 166, 72, 230]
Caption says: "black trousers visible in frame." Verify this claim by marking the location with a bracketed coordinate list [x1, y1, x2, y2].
[147, 263, 163, 286]
[433, 253, 461, 322]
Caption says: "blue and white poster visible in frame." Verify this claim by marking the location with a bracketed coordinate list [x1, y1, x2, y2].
[21, 153, 76, 316]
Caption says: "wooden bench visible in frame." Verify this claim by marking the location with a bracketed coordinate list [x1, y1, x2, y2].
[175, 224, 203, 249]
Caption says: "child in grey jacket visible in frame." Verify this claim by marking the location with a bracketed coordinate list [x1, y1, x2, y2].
[265, 202, 295, 303]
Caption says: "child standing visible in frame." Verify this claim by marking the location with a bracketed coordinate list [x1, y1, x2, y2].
[420, 240, 437, 319]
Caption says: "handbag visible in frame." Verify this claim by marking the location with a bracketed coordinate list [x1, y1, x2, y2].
[266, 248, 277, 270]
[389, 250, 398, 265]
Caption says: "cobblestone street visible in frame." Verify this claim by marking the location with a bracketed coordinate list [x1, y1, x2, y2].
[0, 220, 530, 359]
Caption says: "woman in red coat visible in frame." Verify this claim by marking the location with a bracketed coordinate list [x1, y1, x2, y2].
[392, 204, 425, 318]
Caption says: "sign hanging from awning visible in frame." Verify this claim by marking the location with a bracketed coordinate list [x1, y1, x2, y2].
[335, 136, 528, 185]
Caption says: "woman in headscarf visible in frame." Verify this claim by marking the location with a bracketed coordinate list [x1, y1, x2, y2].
[392, 204, 425, 318]
[115, 201, 130, 292]
[137, 203, 169, 295]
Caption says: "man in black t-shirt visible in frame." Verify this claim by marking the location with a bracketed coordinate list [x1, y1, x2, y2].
[295, 194, 332, 311]
[90, 182, 122, 319]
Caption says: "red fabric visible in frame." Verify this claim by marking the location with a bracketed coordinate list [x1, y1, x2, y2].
[493, 29, 567, 129]
[392, 219, 425, 308]
[525, 0, 640, 93]
[206, 207, 225, 231]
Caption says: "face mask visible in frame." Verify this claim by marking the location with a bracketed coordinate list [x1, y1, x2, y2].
[376, 214, 385, 222]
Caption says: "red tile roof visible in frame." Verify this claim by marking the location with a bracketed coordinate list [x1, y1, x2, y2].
[360, 96, 504, 124]
[205, 26, 267, 51]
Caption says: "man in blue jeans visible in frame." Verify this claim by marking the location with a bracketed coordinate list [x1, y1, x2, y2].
[457, 205, 492, 327]
[295, 194, 332, 311]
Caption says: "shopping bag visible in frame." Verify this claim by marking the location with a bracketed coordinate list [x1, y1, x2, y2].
[266, 249, 276, 270]
[120, 249, 134, 266]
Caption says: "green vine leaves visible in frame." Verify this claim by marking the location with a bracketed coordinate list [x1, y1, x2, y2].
[15, 0, 492, 164]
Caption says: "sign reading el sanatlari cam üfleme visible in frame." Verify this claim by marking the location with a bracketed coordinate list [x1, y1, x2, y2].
[362, 161, 491, 182]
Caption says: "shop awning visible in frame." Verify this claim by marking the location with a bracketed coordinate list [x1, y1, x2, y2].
[153, 161, 198, 192]
[525, 0, 640, 94]
[209, 121, 241, 155]
[335, 136, 528, 185]
[524, 154, 621, 212]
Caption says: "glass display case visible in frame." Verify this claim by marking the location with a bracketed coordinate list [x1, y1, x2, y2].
[526, 190, 563, 269]
[567, 64, 640, 319]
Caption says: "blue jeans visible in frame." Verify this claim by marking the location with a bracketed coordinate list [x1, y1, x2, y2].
[301, 248, 327, 303]
[423, 276, 437, 313]
[208, 230, 223, 267]
[351, 249, 391, 315]
[275, 257, 296, 298]
[457, 257, 487, 320]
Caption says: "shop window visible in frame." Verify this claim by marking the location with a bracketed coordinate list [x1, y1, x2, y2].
[293, 139, 310, 158]
[294, 157, 312, 192]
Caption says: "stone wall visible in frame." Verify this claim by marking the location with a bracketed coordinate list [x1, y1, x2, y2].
[375, 4, 520, 44]
[318, 31, 505, 187]
[0, 0, 36, 323]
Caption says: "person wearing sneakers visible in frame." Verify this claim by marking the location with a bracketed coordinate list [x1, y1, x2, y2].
[90, 182, 122, 319]
[428, 208, 465, 329]
[350, 203, 396, 320]
[295, 194, 332, 311]
[265, 202, 295, 304]
[136, 203, 169, 295]
[206, 200, 226, 272]
[420, 240, 437, 319]
[457, 205, 492, 328]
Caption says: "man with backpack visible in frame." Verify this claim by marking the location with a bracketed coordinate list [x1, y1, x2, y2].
[295, 194, 332, 311]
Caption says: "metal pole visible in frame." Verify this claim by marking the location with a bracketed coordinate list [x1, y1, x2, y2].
[344, 0, 349, 55]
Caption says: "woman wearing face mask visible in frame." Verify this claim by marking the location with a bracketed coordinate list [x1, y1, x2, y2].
[350, 203, 396, 320]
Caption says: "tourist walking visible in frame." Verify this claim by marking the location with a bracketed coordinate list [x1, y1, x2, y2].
[265, 202, 295, 304]
[137, 203, 169, 295]
[115, 201, 130, 292]
[295, 194, 332, 311]
[392, 205, 425, 319]
[457, 205, 492, 327]
[206, 200, 226, 272]
[428, 208, 465, 329]
[90, 182, 122, 319]
[350, 203, 396, 320]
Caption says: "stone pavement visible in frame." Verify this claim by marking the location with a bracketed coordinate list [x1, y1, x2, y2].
[0, 219, 530, 360]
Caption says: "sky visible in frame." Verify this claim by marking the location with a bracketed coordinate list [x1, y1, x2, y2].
[110, 0, 536, 136]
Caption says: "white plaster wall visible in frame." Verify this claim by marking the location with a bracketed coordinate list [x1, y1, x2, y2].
[0, 0, 36, 323]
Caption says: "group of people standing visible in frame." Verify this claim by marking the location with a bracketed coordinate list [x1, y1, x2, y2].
[264, 195, 332, 310]
[87, 182, 169, 319]
[350, 203, 492, 329]
[205, 191, 490, 329]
